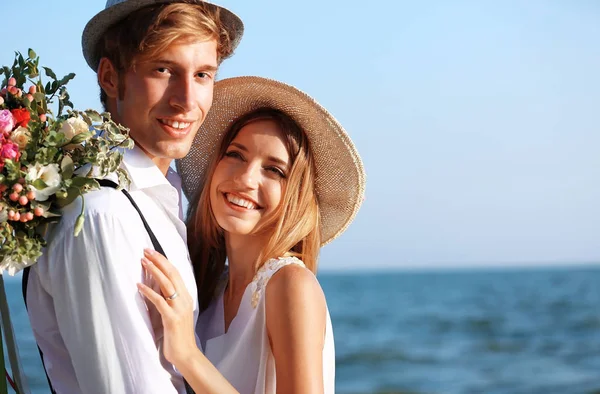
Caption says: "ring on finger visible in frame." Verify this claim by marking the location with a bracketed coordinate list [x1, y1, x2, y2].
[165, 291, 179, 301]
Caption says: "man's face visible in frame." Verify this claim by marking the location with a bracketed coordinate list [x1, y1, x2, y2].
[116, 39, 218, 172]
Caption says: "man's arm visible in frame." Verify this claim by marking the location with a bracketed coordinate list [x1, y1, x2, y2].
[47, 208, 181, 393]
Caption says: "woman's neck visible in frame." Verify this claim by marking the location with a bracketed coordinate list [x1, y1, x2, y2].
[225, 233, 267, 294]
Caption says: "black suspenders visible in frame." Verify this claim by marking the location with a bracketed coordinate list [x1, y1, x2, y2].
[22, 180, 193, 393]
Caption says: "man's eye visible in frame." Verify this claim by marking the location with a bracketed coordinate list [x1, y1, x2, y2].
[156, 67, 169, 73]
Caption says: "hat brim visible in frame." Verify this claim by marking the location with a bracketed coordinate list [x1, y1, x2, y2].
[82, 0, 244, 71]
[176, 76, 366, 246]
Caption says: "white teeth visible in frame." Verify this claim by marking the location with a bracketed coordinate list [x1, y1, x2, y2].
[226, 194, 257, 210]
[161, 119, 191, 129]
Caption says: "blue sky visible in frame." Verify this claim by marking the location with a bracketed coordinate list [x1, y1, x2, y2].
[1, 1, 599, 270]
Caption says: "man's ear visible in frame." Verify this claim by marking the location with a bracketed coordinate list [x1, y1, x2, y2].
[97, 58, 119, 99]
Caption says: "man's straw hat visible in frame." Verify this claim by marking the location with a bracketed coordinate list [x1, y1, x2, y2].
[177, 76, 366, 246]
[82, 0, 244, 71]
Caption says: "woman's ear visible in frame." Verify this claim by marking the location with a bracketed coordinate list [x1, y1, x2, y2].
[97, 58, 119, 99]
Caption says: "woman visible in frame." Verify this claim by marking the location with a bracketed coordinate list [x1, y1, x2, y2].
[137, 77, 365, 393]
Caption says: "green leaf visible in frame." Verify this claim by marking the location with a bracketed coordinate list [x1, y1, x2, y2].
[86, 110, 103, 123]
[54, 187, 80, 208]
[70, 177, 99, 189]
[34, 92, 45, 102]
[28, 49, 37, 59]
[58, 73, 75, 86]
[32, 179, 49, 190]
[43, 67, 57, 80]
[70, 131, 93, 145]
[61, 155, 74, 179]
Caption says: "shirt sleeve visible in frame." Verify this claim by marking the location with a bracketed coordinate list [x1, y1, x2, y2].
[46, 208, 182, 394]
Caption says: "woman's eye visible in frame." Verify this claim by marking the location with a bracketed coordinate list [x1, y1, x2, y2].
[224, 151, 243, 160]
[156, 67, 169, 74]
[266, 166, 286, 178]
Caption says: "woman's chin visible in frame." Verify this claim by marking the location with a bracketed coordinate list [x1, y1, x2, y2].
[217, 219, 258, 237]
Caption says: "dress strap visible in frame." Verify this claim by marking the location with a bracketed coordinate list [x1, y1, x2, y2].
[250, 256, 306, 308]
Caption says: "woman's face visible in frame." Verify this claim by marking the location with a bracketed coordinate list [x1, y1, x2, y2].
[209, 119, 291, 237]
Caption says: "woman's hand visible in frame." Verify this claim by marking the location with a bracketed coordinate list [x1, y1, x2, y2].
[137, 249, 240, 394]
[137, 248, 196, 367]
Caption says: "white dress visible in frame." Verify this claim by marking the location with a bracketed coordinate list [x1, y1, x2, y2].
[196, 256, 335, 394]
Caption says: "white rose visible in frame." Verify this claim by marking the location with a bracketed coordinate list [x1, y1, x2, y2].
[26, 163, 62, 201]
[60, 117, 89, 141]
[9, 126, 31, 149]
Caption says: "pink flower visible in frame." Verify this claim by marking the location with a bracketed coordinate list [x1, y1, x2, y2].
[0, 110, 15, 133]
[0, 141, 20, 162]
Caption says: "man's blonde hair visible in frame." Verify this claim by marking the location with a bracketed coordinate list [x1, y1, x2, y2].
[97, 2, 232, 107]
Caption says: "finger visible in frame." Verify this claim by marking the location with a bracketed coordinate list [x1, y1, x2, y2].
[141, 258, 177, 299]
[137, 283, 173, 317]
[144, 249, 188, 292]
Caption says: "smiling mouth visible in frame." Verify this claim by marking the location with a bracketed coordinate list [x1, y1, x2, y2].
[224, 193, 262, 210]
[158, 118, 192, 129]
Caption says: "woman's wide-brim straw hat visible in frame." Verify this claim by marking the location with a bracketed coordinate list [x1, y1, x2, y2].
[177, 76, 366, 246]
[82, 0, 244, 71]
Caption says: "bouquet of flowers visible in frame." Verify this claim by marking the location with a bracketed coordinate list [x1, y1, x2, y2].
[0, 49, 134, 275]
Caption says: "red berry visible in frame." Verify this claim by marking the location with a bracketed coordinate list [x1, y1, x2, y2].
[26, 191, 35, 200]
[9, 192, 19, 202]
[7, 78, 16, 87]
[28, 85, 36, 94]
[39, 114, 47, 122]
[13, 212, 20, 221]
[18, 196, 28, 206]
[25, 212, 34, 221]
[12, 183, 23, 193]
[34, 207, 44, 217]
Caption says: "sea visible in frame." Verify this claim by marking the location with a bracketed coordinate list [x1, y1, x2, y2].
[1, 265, 600, 394]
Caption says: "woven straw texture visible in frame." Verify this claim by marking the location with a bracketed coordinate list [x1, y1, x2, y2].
[82, 0, 244, 70]
[176, 76, 366, 245]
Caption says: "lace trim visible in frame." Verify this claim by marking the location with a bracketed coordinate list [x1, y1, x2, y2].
[250, 256, 306, 308]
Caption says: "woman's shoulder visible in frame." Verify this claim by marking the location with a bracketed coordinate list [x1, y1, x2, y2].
[263, 257, 326, 316]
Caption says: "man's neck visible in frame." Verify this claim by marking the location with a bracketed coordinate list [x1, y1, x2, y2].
[152, 157, 172, 176]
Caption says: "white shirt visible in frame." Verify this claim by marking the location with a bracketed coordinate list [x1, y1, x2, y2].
[25, 146, 197, 394]
[197, 257, 335, 394]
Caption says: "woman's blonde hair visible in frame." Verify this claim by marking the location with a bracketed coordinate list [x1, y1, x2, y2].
[97, 2, 232, 108]
[187, 108, 321, 311]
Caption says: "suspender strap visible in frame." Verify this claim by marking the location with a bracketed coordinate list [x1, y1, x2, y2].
[96, 179, 166, 255]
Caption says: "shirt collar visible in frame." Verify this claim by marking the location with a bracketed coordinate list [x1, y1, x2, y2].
[121, 145, 171, 191]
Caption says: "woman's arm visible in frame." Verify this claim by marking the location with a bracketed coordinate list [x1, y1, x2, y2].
[265, 264, 328, 394]
[137, 249, 239, 394]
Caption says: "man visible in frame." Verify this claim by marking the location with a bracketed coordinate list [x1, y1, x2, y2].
[23, 1, 243, 393]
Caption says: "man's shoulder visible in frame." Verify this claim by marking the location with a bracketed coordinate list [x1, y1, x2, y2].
[49, 186, 141, 239]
